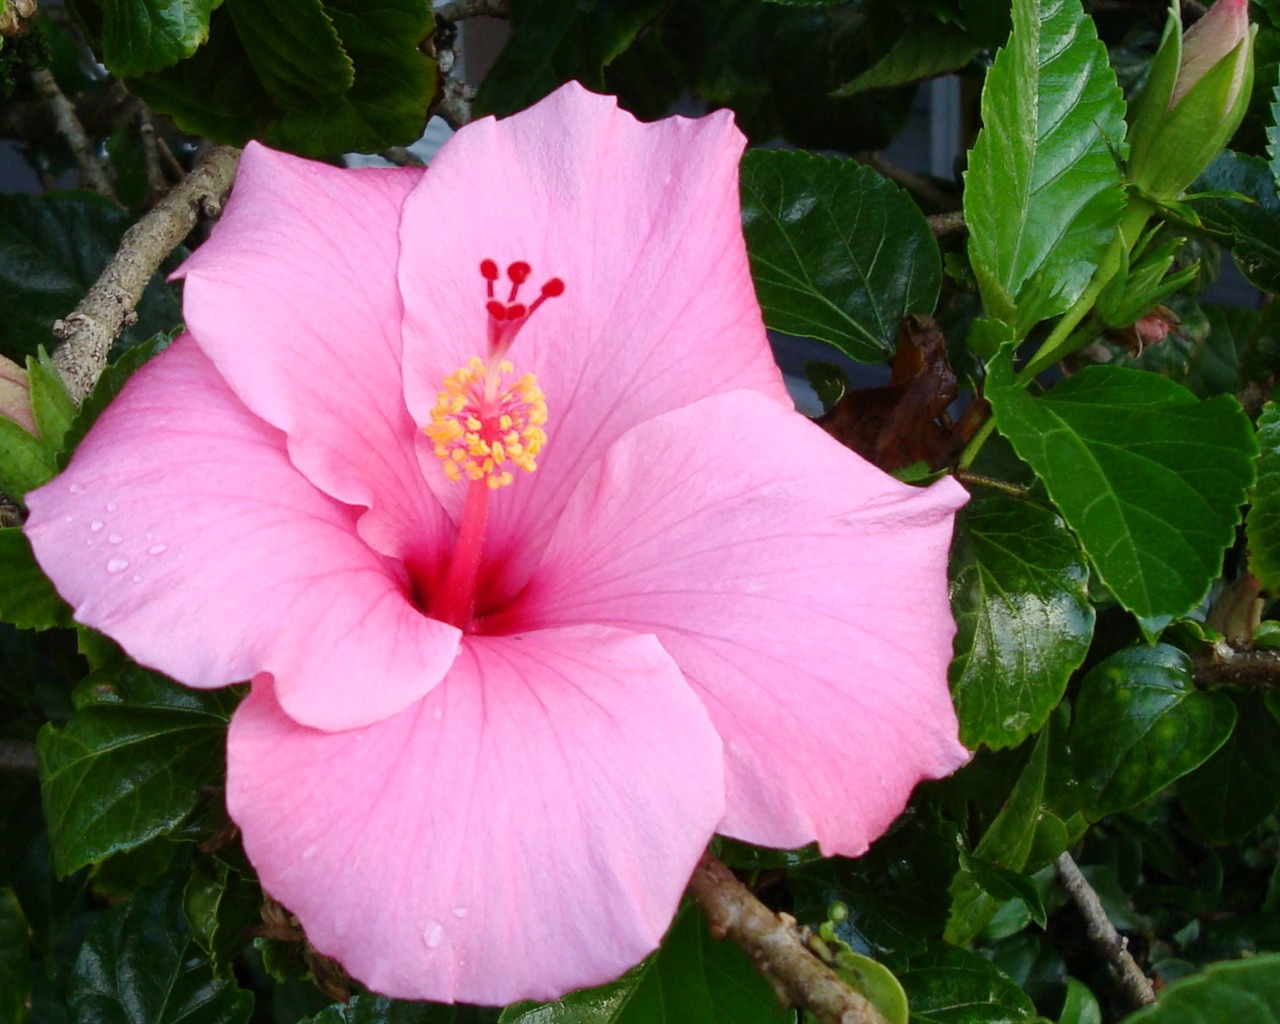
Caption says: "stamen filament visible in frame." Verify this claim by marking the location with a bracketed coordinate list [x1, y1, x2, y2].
[431, 479, 490, 629]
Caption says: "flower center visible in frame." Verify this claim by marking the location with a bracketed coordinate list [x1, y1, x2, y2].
[425, 259, 562, 630]
[425, 357, 547, 490]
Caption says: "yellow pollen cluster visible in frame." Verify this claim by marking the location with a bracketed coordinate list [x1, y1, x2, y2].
[425, 357, 548, 489]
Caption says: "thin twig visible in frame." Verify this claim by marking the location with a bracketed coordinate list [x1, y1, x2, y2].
[433, 0, 510, 20]
[133, 100, 169, 204]
[382, 146, 425, 168]
[864, 153, 954, 212]
[1192, 641, 1280, 688]
[687, 854, 891, 1024]
[1055, 852, 1156, 1009]
[439, 77, 476, 129]
[29, 67, 116, 200]
[51, 146, 240, 404]
[0, 739, 38, 774]
[927, 211, 965, 238]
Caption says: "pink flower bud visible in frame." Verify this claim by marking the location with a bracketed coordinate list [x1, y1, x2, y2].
[1171, 0, 1251, 108]
[0, 355, 36, 436]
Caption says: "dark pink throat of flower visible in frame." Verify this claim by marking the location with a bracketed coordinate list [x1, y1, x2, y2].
[425, 259, 564, 631]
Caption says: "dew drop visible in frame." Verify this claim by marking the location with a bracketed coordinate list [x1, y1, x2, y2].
[89, 520, 104, 533]
[452, 907, 468, 919]
[105, 501, 118, 513]
[145, 531, 155, 541]
[423, 922, 445, 949]
[106, 558, 129, 575]
[64, 515, 73, 523]
[131, 575, 143, 584]
[302, 843, 317, 860]
[69, 483, 85, 495]
[108, 533, 123, 545]
[148, 544, 168, 556]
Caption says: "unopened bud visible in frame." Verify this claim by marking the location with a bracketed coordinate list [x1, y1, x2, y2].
[1127, 0, 1255, 201]
[0, 355, 36, 436]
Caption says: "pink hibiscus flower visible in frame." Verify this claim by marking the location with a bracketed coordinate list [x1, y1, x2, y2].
[25, 83, 968, 1004]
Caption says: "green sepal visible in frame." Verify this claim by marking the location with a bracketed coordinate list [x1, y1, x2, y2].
[1126, 2, 1184, 180]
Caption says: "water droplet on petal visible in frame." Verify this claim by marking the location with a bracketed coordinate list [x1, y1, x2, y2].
[106, 558, 129, 574]
[145, 531, 154, 541]
[423, 922, 445, 949]
[148, 544, 167, 556]
[89, 520, 104, 532]
[69, 483, 84, 495]
[302, 843, 317, 859]
[105, 502, 118, 513]
[131, 575, 143, 584]
[453, 907, 468, 919]
[108, 533, 123, 545]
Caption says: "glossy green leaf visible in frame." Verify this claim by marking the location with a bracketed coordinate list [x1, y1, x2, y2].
[740, 149, 941, 361]
[899, 945, 1035, 1024]
[475, 0, 662, 118]
[1124, 953, 1280, 1023]
[68, 874, 252, 1024]
[948, 495, 1095, 750]
[1192, 150, 1280, 294]
[500, 904, 794, 1024]
[834, 24, 979, 95]
[183, 859, 260, 977]
[987, 359, 1257, 620]
[0, 528, 71, 631]
[126, 0, 435, 156]
[1249, 402, 1280, 592]
[37, 664, 236, 876]
[0, 886, 29, 1024]
[1070, 645, 1236, 818]
[1180, 695, 1280, 842]
[790, 812, 958, 968]
[225, 0, 353, 111]
[303, 995, 459, 1023]
[1186, 303, 1256, 398]
[830, 949, 908, 1024]
[965, 0, 1126, 334]
[101, 0, 217, 76]
[962, 856, 1047, 928]
[0, 192, 182, 363]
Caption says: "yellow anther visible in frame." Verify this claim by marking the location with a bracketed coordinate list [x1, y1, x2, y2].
[425, 356, 548, 489]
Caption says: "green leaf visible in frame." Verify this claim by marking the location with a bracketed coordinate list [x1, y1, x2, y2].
[1186, 303, 1256, 398]
[69, 874, 253, 1024]
[26, 349, 76, 459]
[962, 856, 1047, 929]
[474, 0, 662, 118]
[183, 858, 260, 977]
[225, 0, 353, 111]
[500, 904, 794, 1024]
[1058, 977, 1102, 1024]
[1269, 76, 1280, 193]
[964, 0, 1126, 335]
[1124, 953, 1280, 1023]
[790, 811, 959, 968]
[0, 416, 55, 499]
[987, 359, 1257, 620]
[834, 23, 980, 96]
[0, 887, 30, 1024]
[899, 945, 1035, 1024]
[948, 495, 1095, 750]
[0, 528, 72, 631]
[125, 0, 435, 156]
[740, 150, 942, 361]
[302, 995, 460, 1023]
[1180, 695, 1280, 842]
[1070, 645, 1236, 818]
[829, 949, 908, 1024]
[1192, 150, 1280, 294]
[101, 0, 218, 76]
[37, 664, 236, 877]
[1250, 402, 1280, 592]
[0, 192, 182, 364]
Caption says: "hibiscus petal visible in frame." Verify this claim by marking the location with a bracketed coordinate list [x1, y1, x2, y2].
[24, 339, 459, 731]
[506, 390, 970, 856]
[227, 625, 725, 1004]
[178, 142, 448, 571]
[396, 83, 791, 601]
